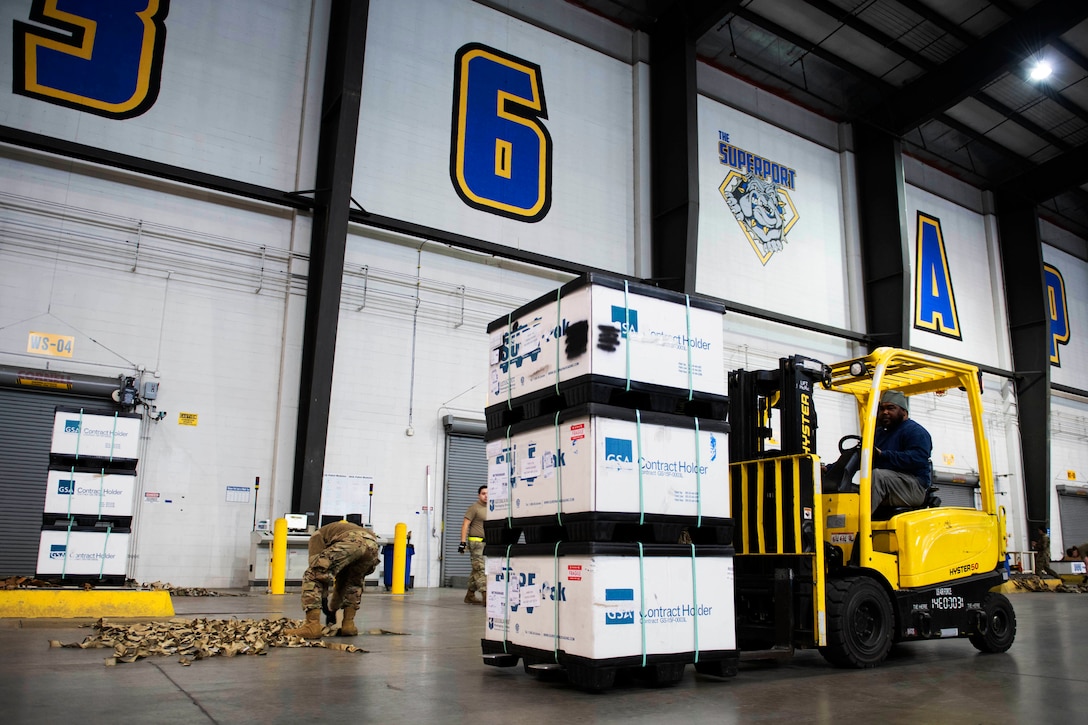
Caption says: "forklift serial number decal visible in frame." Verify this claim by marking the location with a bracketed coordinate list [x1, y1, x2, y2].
[931, 595, 965, 610]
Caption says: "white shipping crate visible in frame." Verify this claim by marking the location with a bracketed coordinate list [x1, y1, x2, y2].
[36, 529, 129, 576]
[486, 405, 729, 522]
[43, 469, 137, 517]
[484, 543, 736, 661]
[487, 275, 726, 408]
[50, 408, 142, 461]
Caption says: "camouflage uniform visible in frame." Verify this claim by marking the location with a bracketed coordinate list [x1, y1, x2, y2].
[464, 500, 487, 598]
[468, 539, 487, 595]
[300, 521, 380, 612]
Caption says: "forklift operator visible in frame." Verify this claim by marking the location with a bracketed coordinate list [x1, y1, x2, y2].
[845, 390, 932, 515]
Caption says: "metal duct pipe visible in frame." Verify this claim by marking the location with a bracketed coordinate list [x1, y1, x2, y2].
[0, 364, 122, 400]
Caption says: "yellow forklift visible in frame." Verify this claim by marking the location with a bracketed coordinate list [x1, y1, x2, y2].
[728, 347, 1015, 669]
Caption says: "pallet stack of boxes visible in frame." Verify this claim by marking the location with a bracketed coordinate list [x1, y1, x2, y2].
[35, 406, 141, 586]
[480, 273, 739, 690]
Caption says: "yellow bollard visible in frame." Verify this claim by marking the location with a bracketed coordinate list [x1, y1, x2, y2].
[391, 522, 408, 595]
[271, 518, 288, 595]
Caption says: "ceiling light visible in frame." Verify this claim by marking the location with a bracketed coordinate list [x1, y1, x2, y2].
[1029, 60, 1052, 81]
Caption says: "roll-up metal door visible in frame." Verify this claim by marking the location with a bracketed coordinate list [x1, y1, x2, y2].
[936, 482, 978, 509]
[441, 421, 487, 588]
[0, 388, 121, 576]
[1058, 487, 1088, 549]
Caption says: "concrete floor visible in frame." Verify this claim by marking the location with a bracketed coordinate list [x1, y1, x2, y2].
[0, 588, 1084, 724]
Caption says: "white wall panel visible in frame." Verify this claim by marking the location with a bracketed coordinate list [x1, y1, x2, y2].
[326, 227, 569, 586]
[1043, 245, 1088, 390]
[905, 185, 1005, 368]
[355, 0, 635, 272]
[0, 158, 304, 587]
[696, 97, 850, 328]
[0, 0, 321, 190]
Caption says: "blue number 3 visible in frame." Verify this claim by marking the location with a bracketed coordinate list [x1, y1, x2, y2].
[450, 43, 552, 222]
[13, 0, 169, 119]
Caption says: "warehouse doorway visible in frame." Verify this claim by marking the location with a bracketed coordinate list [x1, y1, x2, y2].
[440, 416, 487, 588]
[0, 372, 124, 576]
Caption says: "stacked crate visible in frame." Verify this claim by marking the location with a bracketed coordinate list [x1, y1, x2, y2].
[480, 273, 738, 690]
[36, 406, 141, 586]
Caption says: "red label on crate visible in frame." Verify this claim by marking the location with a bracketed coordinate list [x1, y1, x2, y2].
[567, 564, 582, 581]
[569, 423, 585, 443]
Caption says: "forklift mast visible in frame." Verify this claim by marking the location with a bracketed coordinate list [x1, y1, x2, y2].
[728, 355, 831, 462]
[727, 355, 831, 656]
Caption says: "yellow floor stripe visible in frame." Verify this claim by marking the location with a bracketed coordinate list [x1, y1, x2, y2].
[0, 590, 174, 618]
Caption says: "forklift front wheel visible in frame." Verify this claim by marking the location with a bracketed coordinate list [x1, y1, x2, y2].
[821, 576, 894, 668]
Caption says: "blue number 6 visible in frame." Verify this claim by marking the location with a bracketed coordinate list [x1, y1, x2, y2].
[450, 43, 552, 222]
[13, 0, 170, 119]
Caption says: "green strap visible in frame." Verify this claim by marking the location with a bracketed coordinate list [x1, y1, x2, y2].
[684, 294, 694, 401]
[98, 524, 112, 580]
[74, 409, 85, 460]
[623, 280, 632, 392]
[638, 541, 647, 667]
[554, 287, 562, 396]
[65, 466, 75, 519]
[505, 426, 513, 528]
[553, 412, 563, 526]
[553, 540, 562, 663]
[636, 409, 645, 525]
[108, 413, 119, 463]
[690, 542, 700, 662]
[694, 418, 702, 526]
[505, 313, 513, 411]
[97, 468, 106, 520]
[503, 544, 512, 653]
[60, 518, 74, 579]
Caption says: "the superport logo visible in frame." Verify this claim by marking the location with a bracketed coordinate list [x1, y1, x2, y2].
[949, 562, 979, 577]
[604, 588, 635, 625]
[49, 544, 66, 560]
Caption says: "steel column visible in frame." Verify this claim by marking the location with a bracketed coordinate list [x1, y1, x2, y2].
[291, 0, 369, 517]
[648, 9, 699, 294]
[852, 123, 909, 350]
[995, 196, 1050, 532]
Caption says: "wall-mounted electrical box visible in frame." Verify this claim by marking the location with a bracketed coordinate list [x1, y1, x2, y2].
[143, 381, 159, 400]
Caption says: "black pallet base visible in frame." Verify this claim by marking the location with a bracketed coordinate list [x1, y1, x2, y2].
[482, 639, 739, 691]
[487, 376, 728, 429]
[42, 514, 133, 530]
[32, 574, 128, 587]
[484, 514, 733, 546]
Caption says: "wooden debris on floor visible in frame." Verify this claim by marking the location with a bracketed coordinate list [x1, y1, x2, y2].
[50, 617, 367, 666]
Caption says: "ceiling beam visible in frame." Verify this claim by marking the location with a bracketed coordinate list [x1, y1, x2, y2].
[863, 0, 1088, 135]
[687, 0, 743, 40]
[996, 139, 1088, 203]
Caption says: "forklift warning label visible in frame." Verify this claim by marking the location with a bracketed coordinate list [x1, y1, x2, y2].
[567, 565, 582, 581]
[830, 533, 855, 544]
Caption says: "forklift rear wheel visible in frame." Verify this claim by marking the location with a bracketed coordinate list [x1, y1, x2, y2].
[968, 592, 1016, 653]
[821, 576, 893, 668]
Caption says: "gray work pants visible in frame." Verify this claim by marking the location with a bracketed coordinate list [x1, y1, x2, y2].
[842, 469, 926, 514]
[870, 469, 926, 515]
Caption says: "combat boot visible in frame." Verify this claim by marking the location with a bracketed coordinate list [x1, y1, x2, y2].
[286, 609, 324, 639]
[464, 590, 476, 604]
[339, 606, 359, 636]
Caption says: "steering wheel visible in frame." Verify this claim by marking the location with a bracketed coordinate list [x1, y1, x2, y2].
[838, 434, 861, 454]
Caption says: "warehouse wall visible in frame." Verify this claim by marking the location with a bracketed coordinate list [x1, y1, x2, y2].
[1, 0, 1085, 585]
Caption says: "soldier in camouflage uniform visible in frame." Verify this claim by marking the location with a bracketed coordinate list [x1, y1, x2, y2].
[286, 520, 379, 639]
[458, 485, 487, 605]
